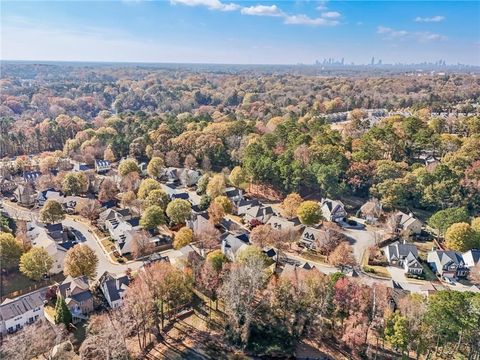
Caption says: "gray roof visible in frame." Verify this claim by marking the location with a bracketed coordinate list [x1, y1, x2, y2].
[245, 205, 273, 218]
[384, 242, 419, 261]
[100, 272, 129, 303]
[0, 288, 47, 321]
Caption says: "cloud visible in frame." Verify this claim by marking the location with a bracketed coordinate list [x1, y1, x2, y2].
[321, 11, 340, 19]
[170, 0, 341, 27]
[170, 0, 240, 12]
[241, 5, 284, 17]
[316, 1, 328, 10]
[284, 14, 339, 26]
[377, 26, 447, 43]
[415, 15, 445, 23]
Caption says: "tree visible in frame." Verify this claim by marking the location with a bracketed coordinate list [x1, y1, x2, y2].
[64, 244, 99, 280]
[121, 190, 137, 208]
[208, 201, 226, 225]
[173, 227, 194, 249]
[236, 245, 269, 266]
[206, 249, 227, 271]
[213, 195, 233, 214]
[118, 158, 139, 176]
[229, 166, 246, 188]
[119, 171, 140, 192]
[198, 261, 221, 311]
[196, 174, 210, 194]
[282, 193, 303, 218]
[315, 227, 346, 255]
[40, 199, 65, 224]
[297, 200, 322, 225]
[250, 224, 275, 248]
[98, 178, 118, 202]
[220, 255, 267, 347]
[54, 296, 72, 326]
[166, 199, 192, 226]
[147, 156, 164, 178]
[103, 146, 116, 163]
[137, 178, 162, 199]
[184, 154, 198, 169]
[0, 232, 23, 271]
[206, 173, 226, 198]
[140, 205, 166, 230]
[0, 320, 67, 360]
[39, 156, 58, 174]
[143, 189, 169, 210]
[471, 217, 480, 232]
[445, 222, 479, 251]
[61, 171, 88, 195]
[329, 242, 356, 268]
[131, 230, 155, 259]
[78, 199, 101, 222]
[19, 247, 54, 280]
[80, 312, 129, 360]
[194, 223, 220, 250]
[428, 207, 470, 236]
[384, 311, 409, 354]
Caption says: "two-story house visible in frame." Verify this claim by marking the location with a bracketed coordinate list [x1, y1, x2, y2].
[0, 288, 47, 334]
[383, 241, 423, 275]
[321, 198, 347, 223]
[266, 215, 303, 233]
[299, 226, 328, 249]
[244, 205, 274, 225]
[427, 250, 469, 278]
[27, 222, 67, 275]
[57, 276, 93, 323]
[94, 159, 111, 173]
[103, 209, 141, 255]
[98, 271, 129, 309]
[221, 232, 250, 261]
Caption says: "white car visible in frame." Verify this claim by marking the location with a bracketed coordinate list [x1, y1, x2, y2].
[442, 276, 455, 285]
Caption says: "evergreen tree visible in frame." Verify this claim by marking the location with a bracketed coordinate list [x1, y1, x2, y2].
[54, 296, 72, 326]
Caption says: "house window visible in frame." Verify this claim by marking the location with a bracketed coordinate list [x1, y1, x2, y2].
[16, 324, 21, 330]
[8, 327, 13, 332]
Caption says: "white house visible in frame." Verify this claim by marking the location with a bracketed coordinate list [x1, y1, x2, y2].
[266, 215, 303, 233]
[0, 288, 47, 334]
[27, 222, 67, 275]
[98, 271, 129, 309]
[299, 226, 328, 249]
[94, 159, 111, 173]
[321, 198, 347, 223]
[221, 232, 250, 261]
[104, 211, 141, 255]
[463, 249, 480, 268]
[383, 242, 423, 275]
[394, 212, 422, 235]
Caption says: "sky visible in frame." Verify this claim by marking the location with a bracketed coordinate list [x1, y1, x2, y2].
[1, 0, 479, 65]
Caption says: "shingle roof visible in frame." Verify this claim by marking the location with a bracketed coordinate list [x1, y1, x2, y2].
[0, 288, 47, 321]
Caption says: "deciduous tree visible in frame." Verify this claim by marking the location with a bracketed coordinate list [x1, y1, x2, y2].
[40, 199, 65, 224]
[64, 244, 99, 280]
[140, 205, 166, 230]
[166, 199, 191, 226]
[0, 232, 23, 271]
[445, 222, 479, 252]
[282, 193, 303, 219]
[19, 247, 54, 280]
[297, 200, 322, 225]
[173, 227, 194, 249]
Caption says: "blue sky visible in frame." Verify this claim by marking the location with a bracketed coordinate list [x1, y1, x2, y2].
[1, 0, 479, 65]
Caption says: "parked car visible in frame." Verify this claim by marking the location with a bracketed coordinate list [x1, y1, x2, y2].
[442, 276, 455, 285]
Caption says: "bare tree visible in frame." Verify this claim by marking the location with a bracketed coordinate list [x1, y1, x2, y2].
[131, 230, 155, 259]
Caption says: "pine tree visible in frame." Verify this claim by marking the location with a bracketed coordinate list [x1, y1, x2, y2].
[54, 296, 72, 326]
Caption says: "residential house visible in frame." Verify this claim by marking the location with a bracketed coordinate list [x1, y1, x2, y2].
[221, 232, 250, 261]
[98, 208, 132, 230]
[321, 198, 347, 223]
[463, 249, 480, 268]
[225, 187, 243, 203]
[187, 212, 211, 234]
[14, 183, 36, 207]
[27, 222, 67, 274]
[359, 199, 383, 224]
[393, 212, 422, 235]
[98, 271, 129, 309]
[72, 161, 91, 172]
[37, 188, 62, 206]
[161, 182, 190, 201]
[244, 205, 274, 224]
[104, 211, 141, 255]
[266, 215, 303, 233]
[179, 169, 201, 187]
[57, 276, 93, 323]
[280, 262, 317, 280]
[299, 226, 328, 249]
[0, 288, 47, 334]
[22, 171, 41, 183]
[0, 176, 16, 194]
[234, 198, 260, 216]
[383, 242, 423, 274]
[139, 162, 148, 176]
[94, 159, 111, 173]
[167, 244, 203, 268]
[45, 223, 67, 242]
[427, 250, 469, 278]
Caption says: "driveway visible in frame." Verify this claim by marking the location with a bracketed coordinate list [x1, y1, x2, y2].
[386, 266, 408, 283]
[62, 219, 144, 280]
[339, 227, 378, 262]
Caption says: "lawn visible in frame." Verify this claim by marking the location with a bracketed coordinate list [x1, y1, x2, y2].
[100, 237, 116, 252]
[1, 271, 65, 300]
[300, 250, 328, 264]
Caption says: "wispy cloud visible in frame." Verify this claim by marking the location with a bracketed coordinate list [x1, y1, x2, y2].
[321, 11, 341, 19]
[316, 1, 328, 11]
[171, 0, 341, 26]
[170, 0, 240, 12]
[241, 5, 284, 17]
[414, 15, 445, 23]
[377, 25, 447, 43]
